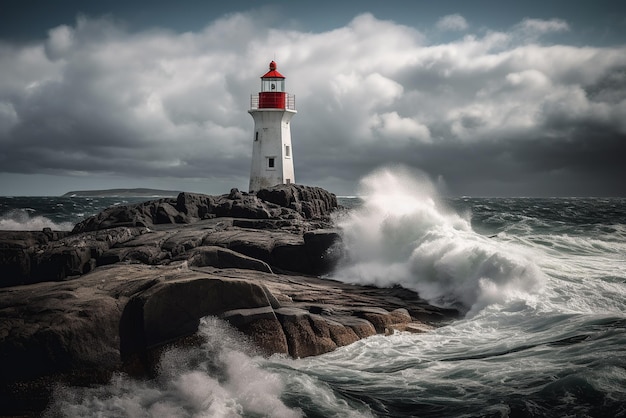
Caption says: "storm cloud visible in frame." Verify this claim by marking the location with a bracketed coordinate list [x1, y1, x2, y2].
[1, 12, 625, 196]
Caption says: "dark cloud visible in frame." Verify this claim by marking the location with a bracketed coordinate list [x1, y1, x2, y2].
[1, 13, 625, 196]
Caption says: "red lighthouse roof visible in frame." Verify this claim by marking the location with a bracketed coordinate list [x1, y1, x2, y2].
[261, 60, 285, 78]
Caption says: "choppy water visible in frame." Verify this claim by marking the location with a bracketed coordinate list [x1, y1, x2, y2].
[3, 170, 626, 417]
[0, 196, 150, 231]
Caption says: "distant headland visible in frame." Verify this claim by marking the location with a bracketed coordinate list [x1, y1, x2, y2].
[61, 188, 182, 198]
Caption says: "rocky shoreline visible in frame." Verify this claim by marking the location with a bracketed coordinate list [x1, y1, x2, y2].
[0, 184, 458, 416]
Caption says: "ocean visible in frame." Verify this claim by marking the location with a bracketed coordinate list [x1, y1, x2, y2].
[2, 171, 625, 417]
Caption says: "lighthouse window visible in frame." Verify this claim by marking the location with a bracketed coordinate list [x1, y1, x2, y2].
[255, 131, 259, 141]
[285, 145, 290, 157]
[268, 157, 275, 168]
[262, 78, 285, 92]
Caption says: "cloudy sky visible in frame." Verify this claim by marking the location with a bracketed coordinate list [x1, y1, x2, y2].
[1, 0, 625, 196]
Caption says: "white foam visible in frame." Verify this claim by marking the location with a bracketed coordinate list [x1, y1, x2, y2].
[333, 166, 545, 316]
[45, 317, 302, 418]
[0, 209, 74, 231]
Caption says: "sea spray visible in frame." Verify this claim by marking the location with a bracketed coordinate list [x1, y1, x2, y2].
[0, 208, 74, 231]
[333, 167, 545, 315]
[12, 193, 624, 416]
[0, 196, 150, 232]
[45, 317, 303, 418]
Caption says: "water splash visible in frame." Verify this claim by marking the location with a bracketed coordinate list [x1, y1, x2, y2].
[333, 166, 545, 316]
[45, 317, 302, 418]
[0, 208, 74, 231]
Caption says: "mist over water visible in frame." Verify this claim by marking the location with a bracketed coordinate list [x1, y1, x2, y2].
[333, 167, 545, 316]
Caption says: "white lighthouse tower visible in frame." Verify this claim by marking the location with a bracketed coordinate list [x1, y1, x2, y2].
[248, 61, 296, 192]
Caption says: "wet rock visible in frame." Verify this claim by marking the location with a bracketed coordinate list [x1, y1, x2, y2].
[0, 184, 459, 416]
[0, 260, 458, 416]
[220, 306, 288, 355]
[117, 270, 284, 368]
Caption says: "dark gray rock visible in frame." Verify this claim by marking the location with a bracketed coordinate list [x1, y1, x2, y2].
[304, 229, 343, 274]
[187, 246, 273, 273]
[175, 192, 216, 220]
[256, 184, 338, 220]
[98, 246, 168, 266]
[0, 231, 51, 286]
[0, 228, 140, 287]
[73, 184, 337, 234]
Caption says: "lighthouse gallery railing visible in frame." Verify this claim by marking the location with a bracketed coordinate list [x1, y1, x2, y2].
[250, 93, 296, 110]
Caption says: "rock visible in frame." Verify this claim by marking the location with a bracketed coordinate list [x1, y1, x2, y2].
[0, 247, 31, 286]
[154, 201, 184, 224]
[273, 308, 362, 358]
[34, 247, 93, 279]
[99, 246, 168, 266]
[0, 227, 148, 287]
[0, 260, 458, 416]
[187, 246, 273, 273]
[203, 229, 276, 263]
[175, 192, 216, 220]
[275, 307, 332, 358]
[228, 188, 243, 200]
[271, 239, 312, 273]
[0, 271, 136, 414]
[256, 184, 338, 220]
[334, 316, 378, 339]
[353, 307, 412, 334]
[0, 184, 460, 416]
[387, 322, 436, 334]
[0, 231, 50, 286]
[71, 202, 155, 233]
[72, 184, 337, 234]
[220, 306, 288, 355]
[161, 229, 211, 257]
[304, 229, 343, 274]
[119, 272, 277, 355]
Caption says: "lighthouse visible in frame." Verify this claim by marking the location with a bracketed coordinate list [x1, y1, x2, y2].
[248, 61, 296, 192]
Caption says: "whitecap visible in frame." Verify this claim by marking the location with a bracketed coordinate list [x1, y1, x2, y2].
[0, 209, 74, 231]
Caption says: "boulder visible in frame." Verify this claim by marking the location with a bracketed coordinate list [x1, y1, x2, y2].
[256, 184, 338, 220]
[220, 306, 288, 355]
[119, 273, 277, 361]
[175, 192, 216, 220]
[353, 307, 412, 334]
[273, 308, 361, 358]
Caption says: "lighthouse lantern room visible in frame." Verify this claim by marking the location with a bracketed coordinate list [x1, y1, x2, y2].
[248, 60, 296, 192]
